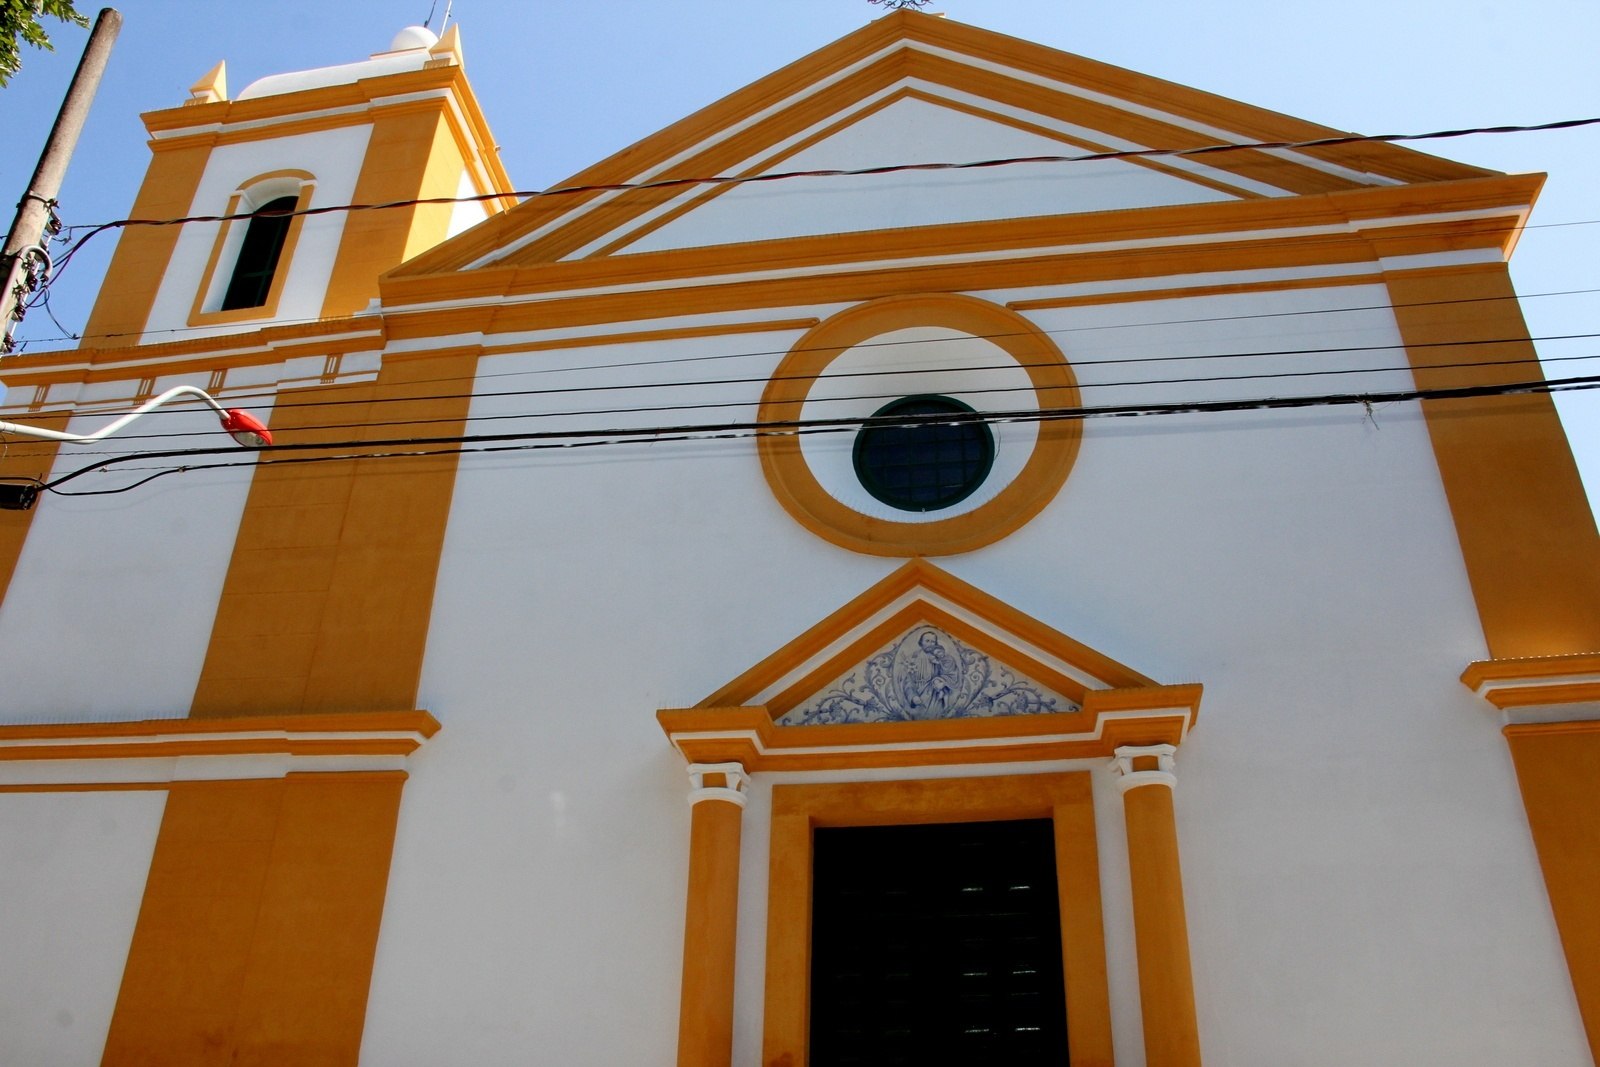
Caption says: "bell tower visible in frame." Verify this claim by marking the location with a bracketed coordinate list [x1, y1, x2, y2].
[80, 24, 514, 347]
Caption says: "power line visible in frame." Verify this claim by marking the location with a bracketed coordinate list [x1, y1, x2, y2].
[36, 326, 1600, 447]
[28, 113, 1599, 323]
[27, 370, 1600, 498]
[8, 112, 1594, 348]
[19, 207, 1600, 351]
[50, 116, 1600, 251]
[20, 197, 1600, 349]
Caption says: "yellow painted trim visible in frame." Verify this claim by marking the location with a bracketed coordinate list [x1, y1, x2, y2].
[1121, 779, 1202, 1067]
[187, 177, 316, 327]
[676, 794, 743, 1067]
[321, 105, 459, 318]
[0, 413, 66, 606]
[480, 316, 819, 358]
[190, 349, 479, 718]
[589, 85, 920, 260]
[0, 781, 168, 793]
[1505, 719, 1600, 739]
[1485, 682, 1600, 710]
[0, 711, 440, 741]
[1009, 270, 1385, 312]
[101, 771, 407, 1066]
[1504, 725, 1600, 1063]
[763, 772, 1115, 1067]
[757, 294, 1081, 556]
[0, 738, 423, 761]
[143, 65, 461, 138]
[0, 320, 384, 388]
[1460, 653, 1600, 690]
[1387, 263, 1600, 659]
[0, 711, 440, 761]
[376, 175, 1539, 347]
[589, 84, 1262, 261]
[920, 88, 1262, 201]
[658, 688, 1199, 772]
[79, 140, 213, 347]
[399, 11, 1488, 277]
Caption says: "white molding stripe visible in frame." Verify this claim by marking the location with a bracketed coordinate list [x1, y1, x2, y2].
[147, 89, 456, 142]
[1464, 670, 1600, 699]
[666, 707, 1194, 763]
[393, 204, 1525, 322]
[1460, 656, 1600, 726]
[0, 325, 383, 393]
[0, 712, 439, 786]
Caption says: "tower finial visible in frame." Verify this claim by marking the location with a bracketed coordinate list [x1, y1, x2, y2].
[185, 61, 228, 106]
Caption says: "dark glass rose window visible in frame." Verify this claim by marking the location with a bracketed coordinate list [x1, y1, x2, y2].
[852, 395, 995, 512]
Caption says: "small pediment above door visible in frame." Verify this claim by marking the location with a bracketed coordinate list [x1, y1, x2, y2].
[660, 560, 1201, 772]
[775, 622, 1079, 727]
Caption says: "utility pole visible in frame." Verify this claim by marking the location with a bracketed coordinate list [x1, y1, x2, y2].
[0, 7, 121, 355]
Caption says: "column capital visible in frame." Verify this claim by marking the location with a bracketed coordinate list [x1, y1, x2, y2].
[1112, 743, 1177, 794]
[686, 762, 750, 808]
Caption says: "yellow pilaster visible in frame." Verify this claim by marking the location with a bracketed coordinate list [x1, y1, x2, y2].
[1504, 721, 1600, 1065]
[1115, 744, 1202, 1067]
[1386, 263, 1600, 659]
[676, 762, 747, 1067]
[101, 771, 406, 1066]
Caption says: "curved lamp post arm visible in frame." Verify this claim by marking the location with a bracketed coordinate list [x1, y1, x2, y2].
[0, 385, 272, 446]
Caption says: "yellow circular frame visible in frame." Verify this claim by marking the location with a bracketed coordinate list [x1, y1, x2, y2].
[757, 294, 1083, 557]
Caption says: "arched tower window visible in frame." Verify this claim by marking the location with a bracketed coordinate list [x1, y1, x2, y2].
[189, 170, 315, 325]
[220, 196, 298, 311]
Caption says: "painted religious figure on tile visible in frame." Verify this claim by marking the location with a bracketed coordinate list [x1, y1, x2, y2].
[779, 625, 1075, 725]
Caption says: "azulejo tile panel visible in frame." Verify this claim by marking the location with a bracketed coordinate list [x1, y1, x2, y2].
[777, 625, 1076, 725]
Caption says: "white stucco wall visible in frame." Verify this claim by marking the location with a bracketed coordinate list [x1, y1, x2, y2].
[447, 169, 490, 240]
[609, 94, 1237, 257]
[349, 278, 1587, 1065]
[0, 790, 166, 1067]
[0, 395, 268, 723]
[141, 126, 372, 343]
[1, 68, 1579, 1065]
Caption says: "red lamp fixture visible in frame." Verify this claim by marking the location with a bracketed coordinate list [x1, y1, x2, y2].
[219, 407, 273, 448]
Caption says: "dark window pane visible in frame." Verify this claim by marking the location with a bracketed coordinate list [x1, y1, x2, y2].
[810, 819, 1069, 1066]
[853, 395, 995, 512]
[221, 195, 298, 311]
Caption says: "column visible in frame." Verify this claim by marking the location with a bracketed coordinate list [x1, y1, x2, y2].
[676, 762, 748, 1067]
[1113, 744, 1202, 1067]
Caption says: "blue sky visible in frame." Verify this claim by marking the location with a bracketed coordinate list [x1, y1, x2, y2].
[3, 1, 1597, 498]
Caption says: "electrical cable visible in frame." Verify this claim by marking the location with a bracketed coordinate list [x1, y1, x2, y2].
[12, 110, 1597, 349]
[26, 370, 1600, 498]
[19, 217, 1600, 354]
[36, 326, 1600, 447]
[49, 116, 1600, 255]
[21, 205, 1600, 350]
[43, 344, 1600, 452]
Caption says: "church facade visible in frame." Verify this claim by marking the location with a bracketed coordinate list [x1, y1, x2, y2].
[2, 12, 1598, 1066]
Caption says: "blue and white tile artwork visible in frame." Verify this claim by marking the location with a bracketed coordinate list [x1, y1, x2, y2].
[776, 625, 1078, 725]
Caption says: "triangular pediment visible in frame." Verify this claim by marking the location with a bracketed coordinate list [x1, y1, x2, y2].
[395, 11, 1493, 281]
[772, 620, 1083, 727]
[659, 561, 1201, 771]
[697, 558, 1155, 720]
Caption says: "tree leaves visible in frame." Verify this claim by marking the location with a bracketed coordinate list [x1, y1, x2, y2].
[0, 0, 89, 88]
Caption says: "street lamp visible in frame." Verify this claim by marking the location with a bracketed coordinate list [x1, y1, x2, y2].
[0, 385, 272, 510]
